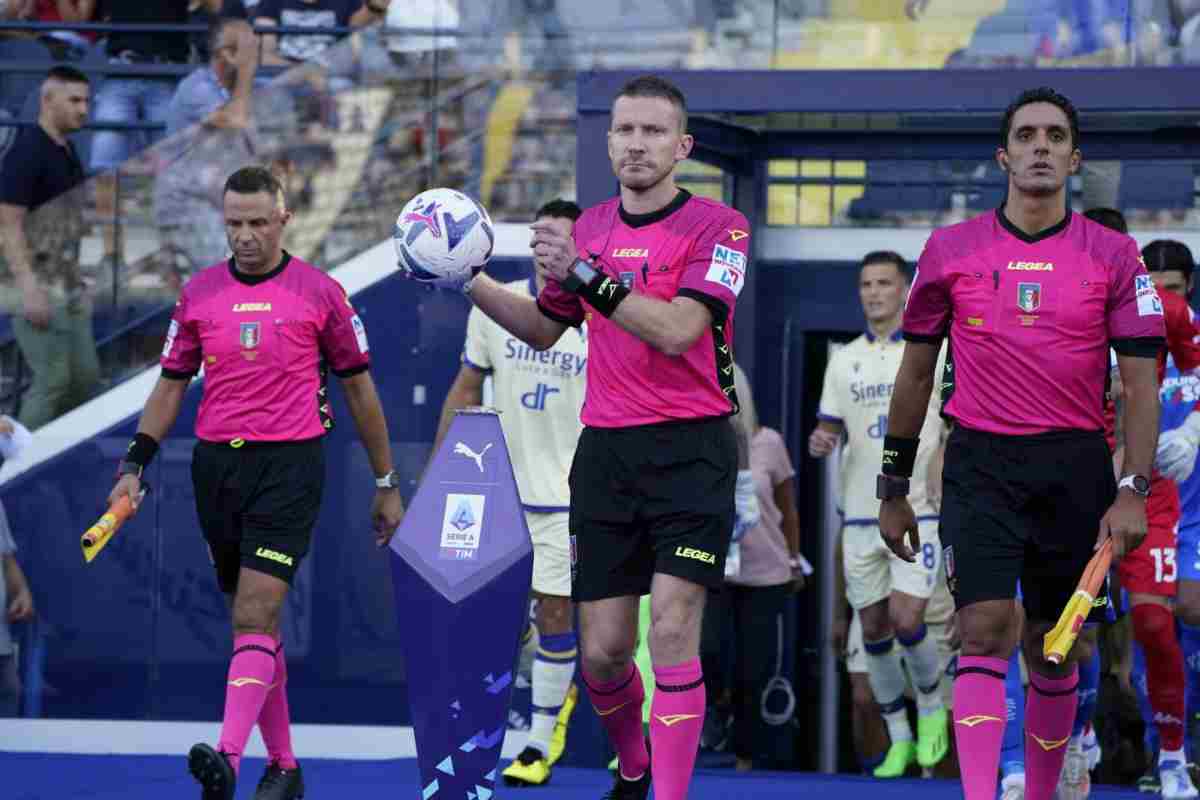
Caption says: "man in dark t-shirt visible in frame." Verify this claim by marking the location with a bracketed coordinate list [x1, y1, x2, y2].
[0, 66, 95, 429]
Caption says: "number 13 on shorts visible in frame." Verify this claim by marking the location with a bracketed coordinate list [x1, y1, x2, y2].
[1151, 547, 1177, 584]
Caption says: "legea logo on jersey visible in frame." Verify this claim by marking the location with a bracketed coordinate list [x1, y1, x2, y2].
[439, 493, 485, 560]
[522, 382, 560, 410]
[612, 248, 648, 258]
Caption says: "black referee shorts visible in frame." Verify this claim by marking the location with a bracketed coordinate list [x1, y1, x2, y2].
[191, 438, 325, 594]
[568, 417, 736, 601]
[939, 425, 1116, 624]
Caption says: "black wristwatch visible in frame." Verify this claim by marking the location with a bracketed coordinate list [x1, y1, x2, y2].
[876, 474, 910, 501]
[375, 469, 402, 490]
[562, 259, 600, 293]
[1118, 473, 1151, 498]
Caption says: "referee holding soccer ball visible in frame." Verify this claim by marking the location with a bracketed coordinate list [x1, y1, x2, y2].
[400, 75, 755, 800]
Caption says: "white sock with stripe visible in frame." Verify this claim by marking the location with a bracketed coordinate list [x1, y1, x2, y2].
[864, 636, 913, 742]
[527, 631, 577, 758]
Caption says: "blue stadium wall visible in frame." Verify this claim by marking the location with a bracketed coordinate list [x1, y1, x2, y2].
[0, 257, 865, 765]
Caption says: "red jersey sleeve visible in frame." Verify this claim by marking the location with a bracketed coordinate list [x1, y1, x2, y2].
[318, 280, 370, 377]
[1108, 238, 1166, 356]
[676, 209, 751, 322]
[902, 233, 951, 342]
[160, 287, 202, 379]
[1162, 290, 1200, 373]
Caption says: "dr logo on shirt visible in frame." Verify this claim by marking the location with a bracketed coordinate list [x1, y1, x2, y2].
[522, 383, 561, 411]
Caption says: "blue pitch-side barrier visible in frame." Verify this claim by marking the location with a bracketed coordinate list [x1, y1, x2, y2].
[390, 409, 531, 798]
[0, 256, 836, 764]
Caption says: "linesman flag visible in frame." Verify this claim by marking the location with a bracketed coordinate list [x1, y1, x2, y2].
[1043, 537, 1112, 664]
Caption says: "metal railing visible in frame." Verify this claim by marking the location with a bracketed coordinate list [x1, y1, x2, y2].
[0, 20, 507, 417]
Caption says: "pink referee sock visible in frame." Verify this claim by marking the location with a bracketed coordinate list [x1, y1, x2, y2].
[1025, 666, 1079, 800]
[217, 633, 277, 775]
[583, 663, 650, 780]
[650, 658, 705, 800]
[953, 655, 1009, 800]
[257, 641, 298, 770]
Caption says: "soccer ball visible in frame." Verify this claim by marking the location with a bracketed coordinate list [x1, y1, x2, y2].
[393, 188, 494, 288]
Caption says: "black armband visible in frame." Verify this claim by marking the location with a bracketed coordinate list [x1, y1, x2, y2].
[881, 435, 919, 478]
[562, 260, 629, 318]
[119, 432, 160, 477]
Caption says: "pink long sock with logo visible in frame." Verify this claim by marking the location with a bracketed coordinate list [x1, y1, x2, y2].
[650, 658, 705, 800]
[582, 662, 650, 780]
[217, 633, 277, 775]
[953, 655, 1009, 800]
[1025, 666, 1079, 800]
[257, 641, 298, 770]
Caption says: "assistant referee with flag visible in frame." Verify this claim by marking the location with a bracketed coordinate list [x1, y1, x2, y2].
[877, 88, 1167, 800]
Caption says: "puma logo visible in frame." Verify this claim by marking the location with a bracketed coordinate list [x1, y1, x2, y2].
[654, 713, 701, 727]
[453, 441, 493, 473]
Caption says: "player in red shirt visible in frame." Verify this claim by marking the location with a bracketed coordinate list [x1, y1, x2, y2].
[449, 76, 753, 800]
[107, 167, 404, 800]
[878, 88, 1170, 800]
[1061, 208, 1200, 800]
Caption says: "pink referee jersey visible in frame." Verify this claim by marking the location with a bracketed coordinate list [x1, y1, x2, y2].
[537, 190, 750, 428]
[160, 253, 370, 442]
[904, 209, 1166, 436]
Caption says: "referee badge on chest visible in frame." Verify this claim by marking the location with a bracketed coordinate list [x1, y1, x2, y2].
[240, 321, 261, 360]
[1016, 282, 1041, 313]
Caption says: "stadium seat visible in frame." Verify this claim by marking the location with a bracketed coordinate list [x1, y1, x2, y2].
[847, 160, 950, 221]
[1118, 162, 1197, 211]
